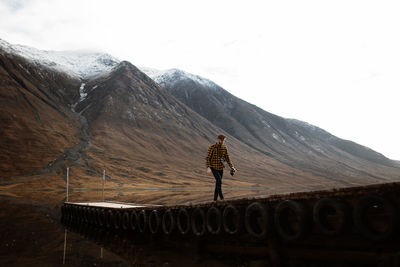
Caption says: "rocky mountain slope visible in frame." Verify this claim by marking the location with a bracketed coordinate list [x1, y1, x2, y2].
[1, 39, 399, 194]
[0, 47, 81, 179]
[143, 68, 400, 184]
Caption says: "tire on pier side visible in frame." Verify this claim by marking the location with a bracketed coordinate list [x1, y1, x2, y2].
[106, 209, 114, 229]
[85, 207, 91, 224]
[149, 210, 162, 234]
[89, 207, 97, 225]
[207, 206, 222, 235]
[191, 207, 206, 236]
[138, 210, 148, 233]
[223, 205, 243, 235]
[130, 210, 138, 232]
[353, 194, 398, 241]
[77, 206, 85, 223]
[113, 210, 122, 230]
[313, 198, 350, 236]
[71, 205, 78, 222]
[72, 205, 77, 222]
[245, 202, 270, 238]
[92, 208, 99, 226]
[177, 208, 191, 235]
[162, 209, 176, 235]
[93, 208, 100, 225]
[274, 200, 309, 242]
[69, 205, 75, 222]
[121, 211, 130, 231]
[69, 205, 75, 221]
[98, 209, 106, 227]
[82, 206, 89, 223]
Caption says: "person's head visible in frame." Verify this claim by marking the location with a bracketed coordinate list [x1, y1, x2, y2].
[217, 134, 226, 144]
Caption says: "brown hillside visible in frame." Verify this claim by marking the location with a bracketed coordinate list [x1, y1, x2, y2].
[1, 46, 399, 197]
[0, 51, 81, 180]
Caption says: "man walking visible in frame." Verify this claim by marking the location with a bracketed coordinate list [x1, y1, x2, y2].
[206, 134, 236, 201]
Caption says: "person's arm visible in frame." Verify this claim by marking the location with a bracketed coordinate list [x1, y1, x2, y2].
[224, 147, 234, 169]
[206, 146, 213, 168]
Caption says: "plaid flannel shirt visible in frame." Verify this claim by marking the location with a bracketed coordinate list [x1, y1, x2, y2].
[206, 143, 233, 170]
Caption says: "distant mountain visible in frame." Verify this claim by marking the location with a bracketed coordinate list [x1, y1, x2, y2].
[0, 39, 120, 79]
[142, 68, 400, 184]
[0, 39, 399, 194]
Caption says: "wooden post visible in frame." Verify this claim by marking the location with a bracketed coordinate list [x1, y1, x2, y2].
[102, 170, 105, 201]
[63, 229, 67, 264]
[66, 167, 69, 202]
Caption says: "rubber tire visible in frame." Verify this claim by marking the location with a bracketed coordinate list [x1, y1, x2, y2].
[138, 210, 147, 233]
[191, 207, 206, 236]
[122, 211, 130, 231]
[113, 210, 122, 230]
[149, 210, 161, 234]
[106, 209, 113, 229]
[313, 198, 349, 235]
[78, 206, 85, 223]
[245, 202, 270, 238]
[223, 205, 242, 235]
[92, 208, 99, 226]
[86, 207, 92, 224]
[274, 200, 309, 242]
[353, 194, 398, 241]
[207, 207, 222, 235]
[177, 208, 191, 235]
[130, 210, 138, 231]
[79, 206, 85, 223]
[162, 209, 176, 235]
[71, 206, 77, 222]
[83, 206, 90, 223]
[98, 209, 105, 227]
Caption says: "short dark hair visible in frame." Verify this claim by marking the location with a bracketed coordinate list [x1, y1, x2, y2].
[218, 134, 226, 141]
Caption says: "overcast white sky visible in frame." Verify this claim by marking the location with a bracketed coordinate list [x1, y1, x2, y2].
[1, 0, 399, 160]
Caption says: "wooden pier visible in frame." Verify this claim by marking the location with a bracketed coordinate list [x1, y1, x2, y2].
[61, 182, 400, 266]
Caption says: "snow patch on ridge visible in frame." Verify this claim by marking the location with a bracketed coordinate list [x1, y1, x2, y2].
[140, 67, 219, 90]
[272, 133, 286, 143]
[0, 38, 120, 79]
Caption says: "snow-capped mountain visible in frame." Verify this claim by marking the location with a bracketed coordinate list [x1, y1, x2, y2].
[140, 67, 219, 90]
[0, 39, 120, 79]
[1, 38, 399, 191]
[146, 65, 400, 180]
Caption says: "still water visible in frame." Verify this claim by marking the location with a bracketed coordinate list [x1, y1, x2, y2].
[0, 189, 270, 267]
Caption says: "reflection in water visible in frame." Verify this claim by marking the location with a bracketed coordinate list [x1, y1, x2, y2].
[63, 229, 67, 265]
[61, 216, 269, 267]
[0, 194, 132, 266]
[0, 189, 273, 267]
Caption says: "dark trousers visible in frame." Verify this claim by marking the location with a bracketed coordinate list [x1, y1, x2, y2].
[211, 168, 224, 200]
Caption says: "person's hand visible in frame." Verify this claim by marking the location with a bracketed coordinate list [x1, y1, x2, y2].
[207, 167, 212, 174]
